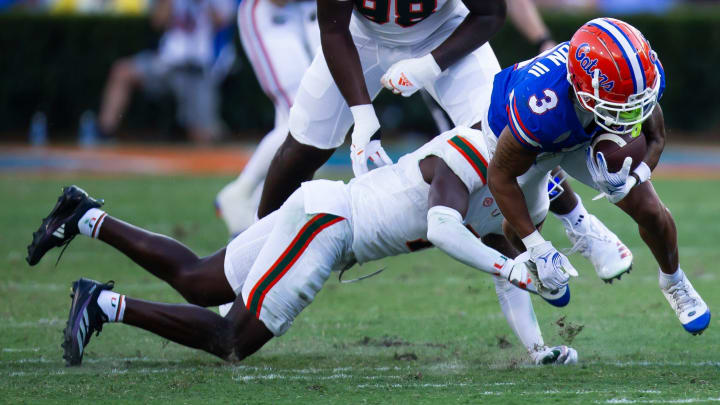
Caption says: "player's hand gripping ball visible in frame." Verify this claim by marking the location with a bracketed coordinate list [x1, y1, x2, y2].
[588, 129, 650, 203]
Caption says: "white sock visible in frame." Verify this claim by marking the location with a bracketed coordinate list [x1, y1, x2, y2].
[659, 267, 684, 289]
[78, 208, 107, 238]
[554, 194, 589, 229]
[97, 290, 126, 322]
[493, 277, 545, 354]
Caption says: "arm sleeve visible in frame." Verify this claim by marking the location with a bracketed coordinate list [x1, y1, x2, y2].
[426, 205, 510, 276]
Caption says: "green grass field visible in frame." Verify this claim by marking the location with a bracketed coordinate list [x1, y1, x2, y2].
[2, 175, 720, 404]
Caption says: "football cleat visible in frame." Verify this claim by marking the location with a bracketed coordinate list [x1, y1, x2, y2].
[62, 278, 114, 366]
[26, 185, 103, 266]
[563, 214, 633, 282]
[660, 272, 711, 335]
[215, 182, 257, 236]
[506, 253, 570, 307]
[532, 345, 578, 365]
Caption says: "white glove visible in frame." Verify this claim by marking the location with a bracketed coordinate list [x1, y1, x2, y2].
[523, 231, 578, 291]
[587, 150, 634, 203]
[587, 150, 651, 204]
[380, 54, 441, 97]
[349, 104, 392, 177]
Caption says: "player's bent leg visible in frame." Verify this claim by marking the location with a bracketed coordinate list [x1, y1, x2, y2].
[27, 185, 235, 307]
[257, 135, 335, 218]
[557, 151, 634, 281]
[62, 277, 273, 366]
[99, 217, 235, 306]
[615, 181, 710, 334]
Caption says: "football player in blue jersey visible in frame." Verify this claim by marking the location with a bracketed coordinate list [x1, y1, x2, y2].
[482, 18, 710, 335]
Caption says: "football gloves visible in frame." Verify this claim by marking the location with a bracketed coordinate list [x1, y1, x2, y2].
[587, 150, 651, 204]
[349, 104, 392, 177]
[524, 238, 578, 291]
[380, 54, 441, 98]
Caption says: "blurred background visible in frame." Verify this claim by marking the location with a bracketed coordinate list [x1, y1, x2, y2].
[0, 0, 719, 175]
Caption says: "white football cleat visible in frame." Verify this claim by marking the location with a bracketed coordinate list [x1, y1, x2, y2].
[215, 182, 257, 236]
[563, 214, 632, 283]
[532, 345, 578, 365]
[660, 272, 711, 335]
[505, 253, 570, 307]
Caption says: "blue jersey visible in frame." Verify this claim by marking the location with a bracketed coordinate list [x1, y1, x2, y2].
[487, 42, 665, 153]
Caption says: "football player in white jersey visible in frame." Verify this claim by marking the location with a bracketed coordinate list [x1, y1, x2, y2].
[253, 0, 505, 214]
[27, 127, 577, 367]
[215, 0, 631, 285]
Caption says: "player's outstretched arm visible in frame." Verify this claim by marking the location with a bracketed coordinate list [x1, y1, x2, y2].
[318, 0, 392, 175]
[421, 156, 511, 276]
[317, 0, 371, 107]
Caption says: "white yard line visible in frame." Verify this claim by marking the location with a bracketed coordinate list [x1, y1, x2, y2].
[599, 398, 720, 404]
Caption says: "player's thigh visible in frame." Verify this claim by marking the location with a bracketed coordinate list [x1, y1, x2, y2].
[517, 160, 557, 225]
[238, 0, 310, 109]
[558, 146, 598, 190]
[224, 210, 280, 296]
[429, 43, 502, 127]
[241, 191, 350, 336]
[289, 35, 385, 149]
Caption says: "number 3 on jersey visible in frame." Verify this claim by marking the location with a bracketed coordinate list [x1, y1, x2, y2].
[528, 89, 558, 114]
[354, 0, 436, 27]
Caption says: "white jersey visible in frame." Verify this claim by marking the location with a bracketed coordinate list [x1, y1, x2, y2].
[348, 0, 466, 46]
[347, 127, 498, 263]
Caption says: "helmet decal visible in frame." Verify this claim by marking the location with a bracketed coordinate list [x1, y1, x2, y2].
[574, 42, 614, 91]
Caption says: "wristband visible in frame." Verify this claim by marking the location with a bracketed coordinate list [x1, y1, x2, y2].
[350, 104, 378, 125]
[632, 161, 651, 184]
[419, 53, 442, 76]
[522, 230, 545, 250]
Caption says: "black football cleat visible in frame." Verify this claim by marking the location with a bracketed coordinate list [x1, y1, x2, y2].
[62, 278, 114, 366]
[26, 185, 103, 266]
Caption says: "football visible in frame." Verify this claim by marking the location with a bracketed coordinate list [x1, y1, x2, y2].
[591, 131, 647, 173]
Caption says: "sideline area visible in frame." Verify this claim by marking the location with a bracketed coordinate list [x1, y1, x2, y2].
[2, 142, 720, 178]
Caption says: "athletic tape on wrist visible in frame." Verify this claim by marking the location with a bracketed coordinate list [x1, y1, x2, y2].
[522, 230, 545, 250]
[633, 161, 651, 184]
